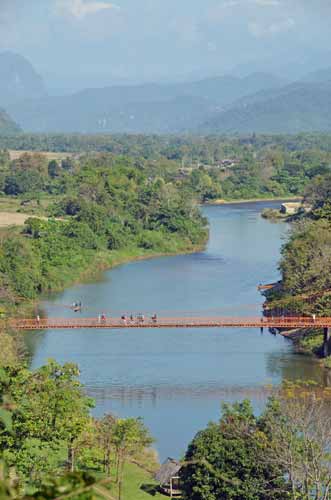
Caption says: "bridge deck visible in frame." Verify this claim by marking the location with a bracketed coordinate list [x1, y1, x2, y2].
[8, 316, 331, 330]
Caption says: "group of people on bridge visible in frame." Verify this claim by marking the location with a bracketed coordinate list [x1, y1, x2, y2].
[97, 313, 158, 325]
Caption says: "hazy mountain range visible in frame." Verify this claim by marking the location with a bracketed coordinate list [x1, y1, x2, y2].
[201, 81, 331, 134]
[0, 109, 21, 135]
[1, 51, 331, 135]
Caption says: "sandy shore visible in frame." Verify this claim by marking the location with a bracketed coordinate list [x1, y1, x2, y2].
[204, 196, 302, 205]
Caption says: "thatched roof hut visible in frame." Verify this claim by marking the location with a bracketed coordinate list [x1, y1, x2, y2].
[155, 458, 182, 497]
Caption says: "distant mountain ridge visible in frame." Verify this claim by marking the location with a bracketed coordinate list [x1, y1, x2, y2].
[0, 51, 46, 107]
[302, 66, 331, 83]
[6, 72, 284, 134]
[0, 109, 21, 135]
[3, 52, 331, 135]
[200, 81, 331, 134]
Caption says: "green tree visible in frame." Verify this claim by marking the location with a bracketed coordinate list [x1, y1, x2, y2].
[181, 400, 286, 500]
[96, 414, 117, 476]
[48, 159, 61, 178]
[1, 361, 93, 483]
[112, 418, 153, 500]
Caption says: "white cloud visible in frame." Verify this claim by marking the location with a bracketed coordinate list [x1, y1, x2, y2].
[56, 0, 119, 19]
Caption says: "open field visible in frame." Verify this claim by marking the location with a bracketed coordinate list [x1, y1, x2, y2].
[0, 212, 33, 228]
[0, 195, 59, 219]
[0, 197, 22, 213]
[9, 150, 75, 161]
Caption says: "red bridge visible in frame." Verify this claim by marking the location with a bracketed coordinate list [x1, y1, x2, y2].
[9, 316, 331, 330]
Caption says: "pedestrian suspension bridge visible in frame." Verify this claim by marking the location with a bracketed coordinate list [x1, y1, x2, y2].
[11, 315, 331, 356]
[9, 316, 331, 330]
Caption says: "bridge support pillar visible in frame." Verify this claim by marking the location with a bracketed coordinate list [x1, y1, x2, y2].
[323, 328, 331, 357]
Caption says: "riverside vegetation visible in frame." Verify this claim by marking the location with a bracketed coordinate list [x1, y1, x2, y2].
[1, 135, 331, 498]
[265, 172, 331, 361]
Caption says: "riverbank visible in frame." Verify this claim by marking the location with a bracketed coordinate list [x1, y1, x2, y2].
[14, 240, 207, 307]
[64, 241, 208, 288]
[1, 236, 207, 364]
[278, 327, 328, 360]
[204, 196, 302, 205]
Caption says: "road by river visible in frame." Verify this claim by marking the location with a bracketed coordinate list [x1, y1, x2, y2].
[27, 201, 325, 460]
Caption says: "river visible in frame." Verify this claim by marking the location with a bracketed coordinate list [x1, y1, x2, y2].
[27, 201, 324, 460]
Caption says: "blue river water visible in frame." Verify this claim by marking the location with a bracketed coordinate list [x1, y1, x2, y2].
[27, 201, 324, 460]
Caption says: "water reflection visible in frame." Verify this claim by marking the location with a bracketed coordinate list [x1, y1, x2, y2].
[87, 384, 274, 405]
[27, 202, 325, 459]
[266, 348, 327, 385]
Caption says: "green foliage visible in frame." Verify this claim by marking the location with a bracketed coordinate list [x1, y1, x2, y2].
[0, 359, 158, 498]
[0, 235, 43, 298]
[4, 171, 45, 196]
[0, 155, 208, 300]
[181, 400, 286, 500]
[1, 134, 331, 201]
[0, 361, 93, 485]
[265, 172, 331, 353]
[23, 471, 97, 499]
[112, 418, 153, 500]
[280, 220, 331, 296]
[47, 160, 61, 179]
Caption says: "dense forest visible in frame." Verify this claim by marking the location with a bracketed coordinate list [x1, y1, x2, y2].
[3, 132, 331, 156]
[0, 151, 207, 304]
[1, 133, 331, 201]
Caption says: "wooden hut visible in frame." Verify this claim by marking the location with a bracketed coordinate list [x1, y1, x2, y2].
[155, 458, 182, 498]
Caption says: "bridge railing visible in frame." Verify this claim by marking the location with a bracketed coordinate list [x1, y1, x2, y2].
[8, 315, 331, 330]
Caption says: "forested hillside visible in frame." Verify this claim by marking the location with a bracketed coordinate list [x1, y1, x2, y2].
[0, 51, 46, 106]
[0, 109, 21, 135]
[201, 81, 331, 134]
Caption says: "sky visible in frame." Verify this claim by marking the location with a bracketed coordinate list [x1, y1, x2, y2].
[0, 0, 330, 92]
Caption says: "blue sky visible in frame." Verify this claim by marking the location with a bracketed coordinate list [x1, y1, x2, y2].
[1, 0, 330, 91]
